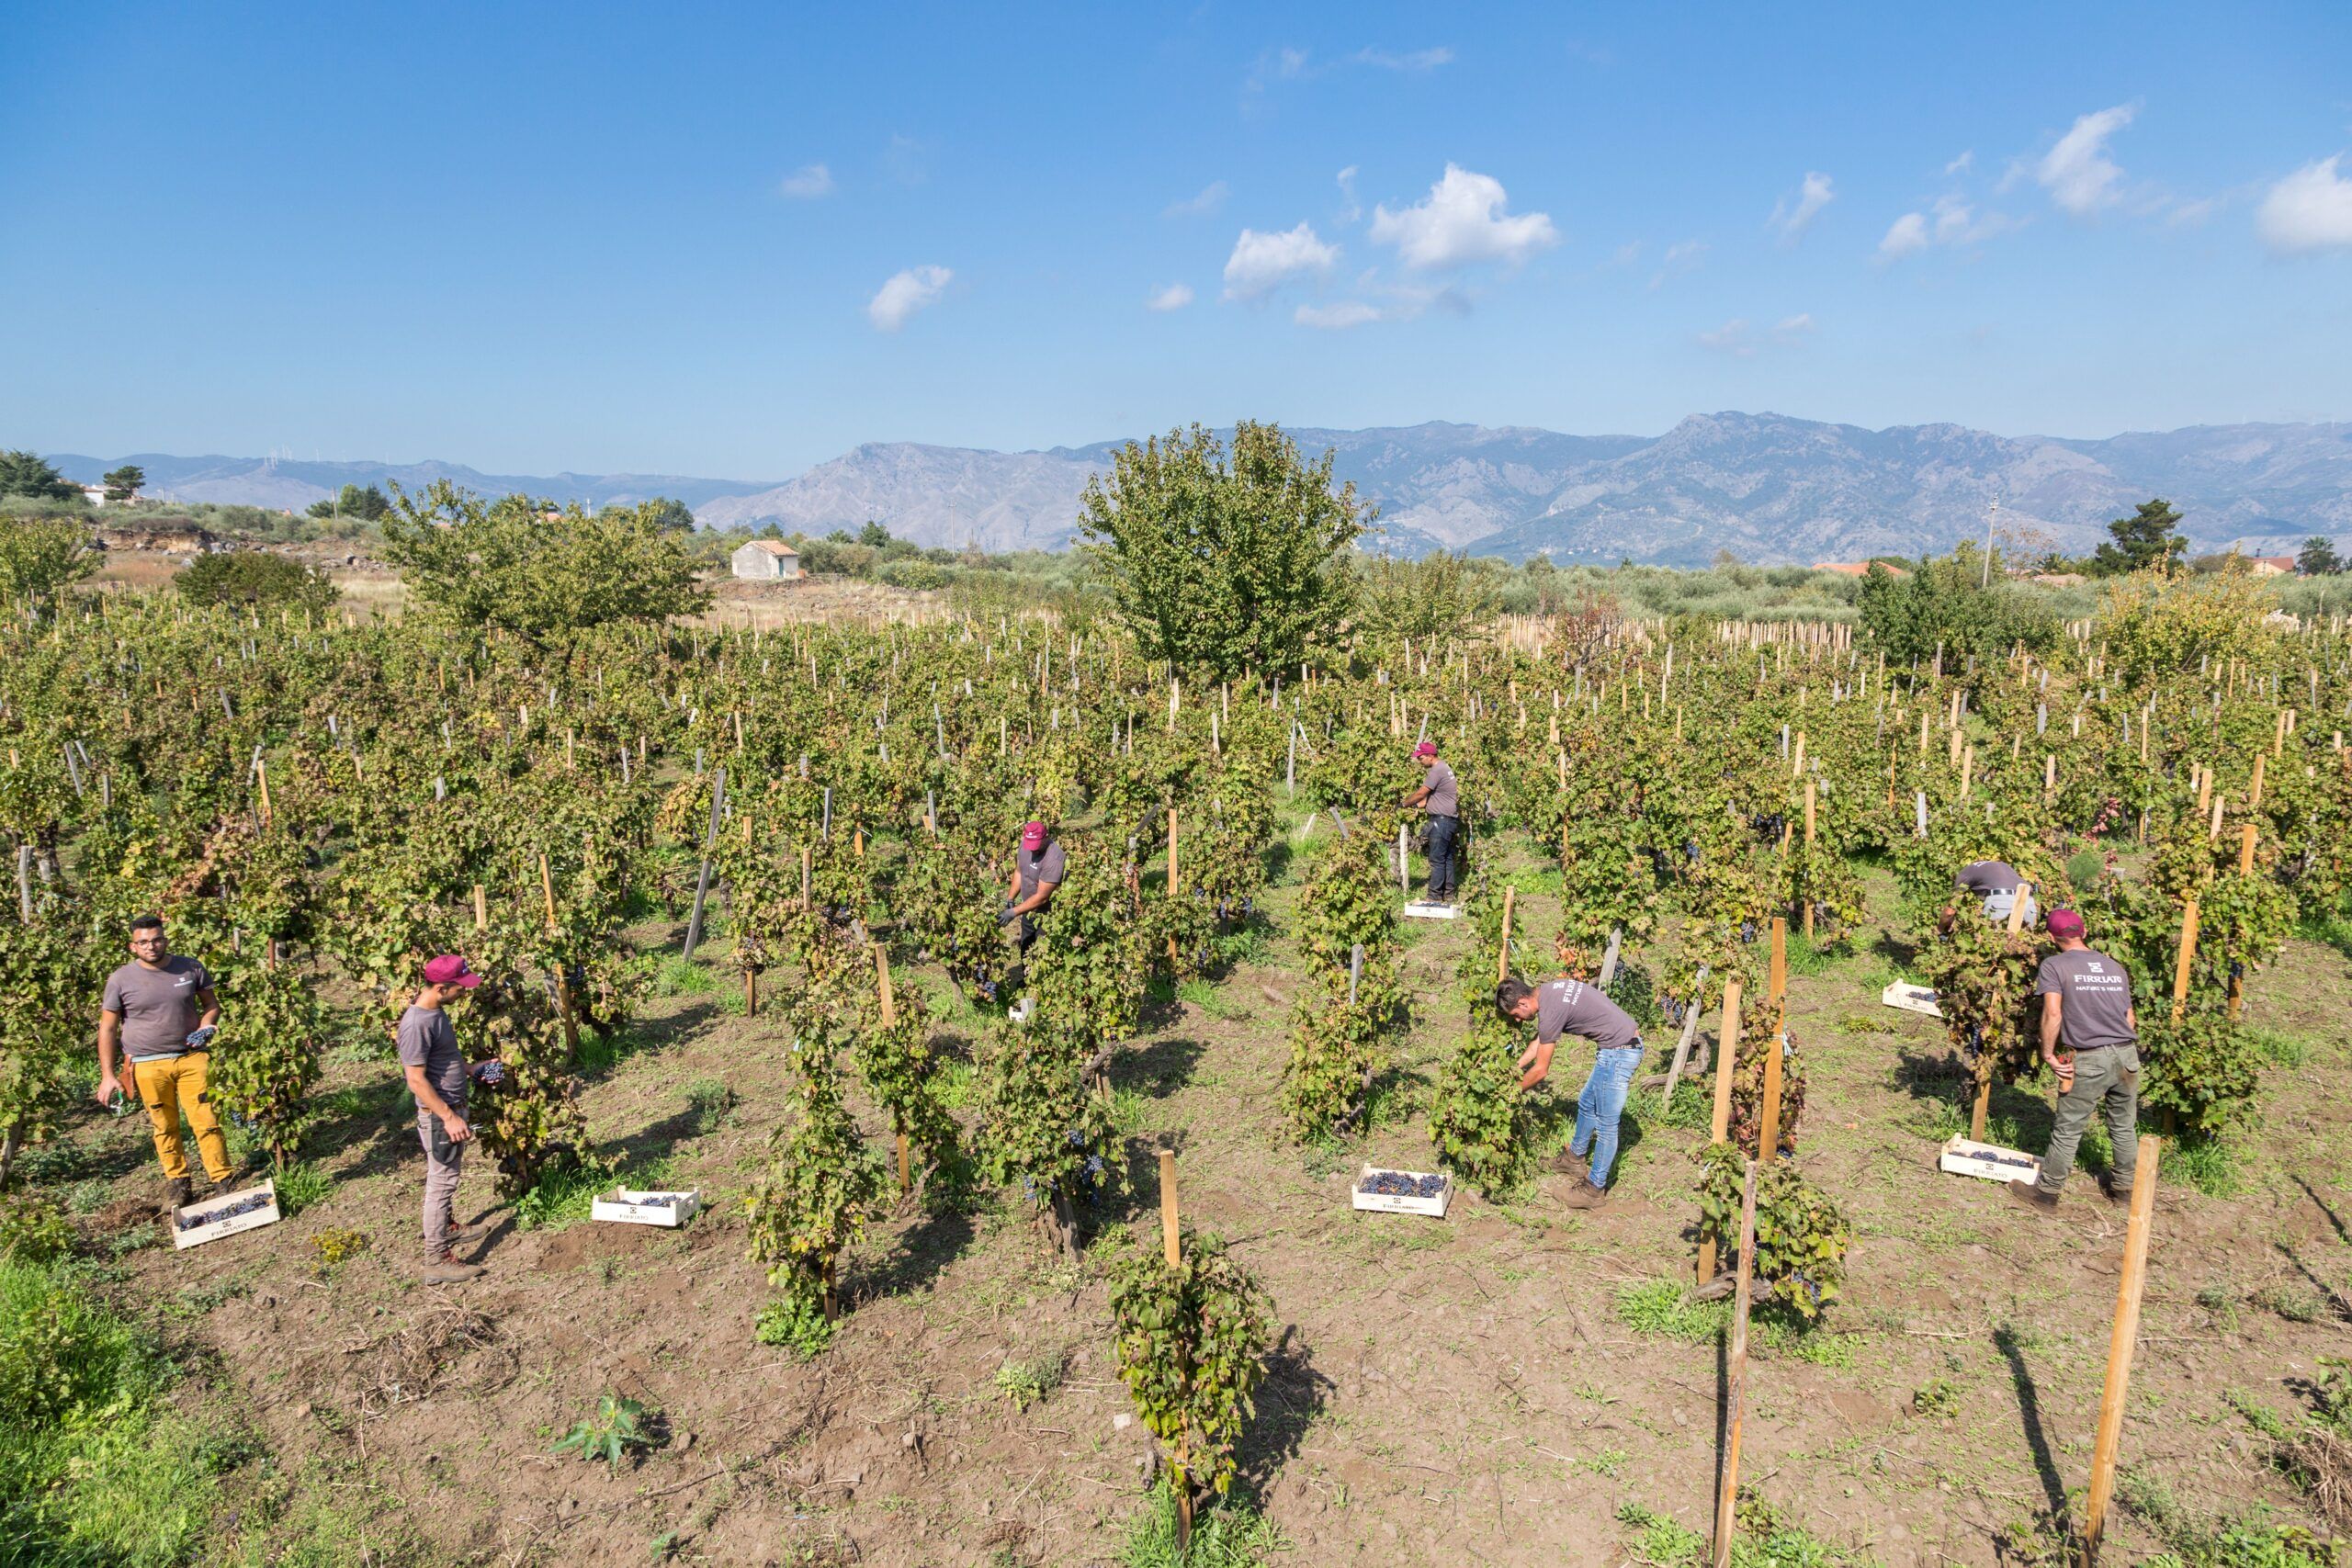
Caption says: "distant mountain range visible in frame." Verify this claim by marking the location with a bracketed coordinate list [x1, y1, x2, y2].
[54, 412, 2352, 566]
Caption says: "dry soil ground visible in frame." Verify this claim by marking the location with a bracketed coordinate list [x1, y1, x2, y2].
[47, 818, 2352, 1566]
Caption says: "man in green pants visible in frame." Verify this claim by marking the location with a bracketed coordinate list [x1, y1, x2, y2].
[2009, 908, 2138, 1212]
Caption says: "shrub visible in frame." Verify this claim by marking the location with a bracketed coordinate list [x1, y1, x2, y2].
[1107, 1228, 1272, 1509]
[175, 550, 339, 615]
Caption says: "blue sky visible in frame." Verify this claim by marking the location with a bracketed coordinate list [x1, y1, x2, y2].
[4, 1, 2349, 477]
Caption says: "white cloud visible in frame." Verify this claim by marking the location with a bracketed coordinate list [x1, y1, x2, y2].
[1221, 222, 1339, 300]
[866, 265, 952, 331]
[1164, 181, 1228, 219]
[1295, 300, 1384, 329]
[883, 133, 929, 186]
[1336, 165, 1361, 221]
[1696, 319, 1755, 357]
[1769, 171, 1835, 242]
[1878, 211, 1929, 260]
[1349, 46, 1453, 71]
[2256, 156, 2352, 254]
[1774, 313, 1817, 336]
[1648, 239, 1707, 289]
[777, 163, 833, 199]
[1146, 282, 1195, 312]
[1370, 164, 1558, 271]
[1945, 151, 1975, 176]
[2037, 105, 2136, 215]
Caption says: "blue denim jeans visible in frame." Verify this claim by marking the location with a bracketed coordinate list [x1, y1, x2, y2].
[1570, 1043, 1645, 1188]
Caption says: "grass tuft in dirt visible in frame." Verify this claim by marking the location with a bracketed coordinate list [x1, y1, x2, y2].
[753, 1295, 835, 1359]
[514, 1155, 623, 1231]
[1117, 1479, 1284, 1567]
[273, 1161, 333, 1215]
[993, 1351, 1066, 1411]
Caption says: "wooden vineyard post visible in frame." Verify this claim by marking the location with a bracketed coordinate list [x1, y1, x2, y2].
[1768, 918, 1787, 1004]
[1158, 1146, 1193, 1547]
[683, 766, 727, 962]
[1711, 1157, 1761, 1568]
[1498, 886, 1515, 981]
[2170, 897, 2199, 1023]
[1802, 780, 1817, 940]
[472, 884, 487, 932]
[2228, 829, 2256, 1019]
[878, 948, 910, 1191]
[1166, 807, 1181, 967]
[2249, 753, 2266, 809]
[1969, 884, 2034, 1140]
[2079, 1136, 2162, 1567]
[1758, 1018, 1785, 1166]
[744, 966, 757, 1018]
[1659, 965, 1710, 1116]
[255, 760, 272, 827]
[1697, 978, 1744, 1285]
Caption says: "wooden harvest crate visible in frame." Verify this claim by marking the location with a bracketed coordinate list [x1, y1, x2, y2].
[1352, 1166, 1452, 1218]
[591, 1188, 703, 1227]
[173, 1179, 281, 1249]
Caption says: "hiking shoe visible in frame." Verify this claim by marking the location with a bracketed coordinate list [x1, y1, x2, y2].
[1547, 1148, 1590, 1179]
[1561, 1182, 1609, 1212]
[2099, 1180, 2133, 1207]
[2007, 1181, 2060, 1213]
[421, 1252, 484, 1284]
[163, 1177, 193, 1213]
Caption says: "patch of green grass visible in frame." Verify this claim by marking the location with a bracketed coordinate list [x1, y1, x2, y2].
[1110, 1087, 1152, 1136]
[1211, 925, 1272, 968]
[993, 1352, 1066, 1411]
[2249, 1281, 2323, 1325]
[273, 1161, 333, 1216]
[1119, 1480, 1285, 1568]
[1176, 977, 1247, 1021]
[1781, 935, 1837, 977]
[1632, 1078, 1711, 1132]
[2244, 1028, 2309, 1070]
[2227, 1389, 2293, 1440]
[2120, 1464, 2181, 1531]
[1616, 1280, 1730, 1343]
[754, 1294, 834, 1359]
[1617, 1502, 1706, 1567]
[514, 1156, 627, 1233]
[316, 1087, 372, 1122]
[1758, 1318, 1863, 1369]
[1912, 1377, 1962, 1418]
[2196, 1284, 2241, 1331]
[2170, 1133, 2245, 1198]
[933, 1057, 976, 1110]
[2144, 1516, 2352, 1568]
[650, 953, 722, 998]
[105, 1222, 161, 1258]
[2296, 911, 2352, 963]
[577, 1027, 659, 1076]
[684, 1078, 736, 1135]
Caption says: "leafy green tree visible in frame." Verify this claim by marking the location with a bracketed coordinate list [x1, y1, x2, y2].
[175, 550, 340, 615]
[0, 451, 77, 502]
[0, 513, 96, 610]
[100, 465, 144, 502]
[1079, 421, 1371, 678]
[1352, 548, 1499, 644]
[857, 520, 891, 547]
[1854, 546, 2059, 668]
[608, 496, 695, 535]
[380, 480, 712, 637]
[2298, 536, 2341, 576]
[307, 482, 391, 522]
[2090, 498, 2187, 577]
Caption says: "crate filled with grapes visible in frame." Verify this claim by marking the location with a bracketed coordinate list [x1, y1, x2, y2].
[1351, 1166, 1452, 1218]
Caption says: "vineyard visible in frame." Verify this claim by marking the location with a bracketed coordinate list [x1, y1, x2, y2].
[5, 569, 2352, 1567]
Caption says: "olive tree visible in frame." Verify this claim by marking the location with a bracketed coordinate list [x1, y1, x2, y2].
[1078, 422, 1369, 677]
[382, 480, 711, 637]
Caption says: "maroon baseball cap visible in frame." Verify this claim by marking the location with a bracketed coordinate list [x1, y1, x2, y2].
[2045, 908, 2085, 940]
[1020, 820, 1047, 852]
[1413, 741, 1438, 759]
[424, 953, 482, 989]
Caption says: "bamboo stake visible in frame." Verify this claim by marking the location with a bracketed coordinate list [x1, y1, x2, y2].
[1698, 979, 1743, 1285]
[2078, 1136, 2162, 1567]
[1712, 1158, 1762, 1568]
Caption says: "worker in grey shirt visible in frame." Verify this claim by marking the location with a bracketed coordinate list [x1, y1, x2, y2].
[94, 914, 230, 1212]
[1402, 740, 1464, 902]
[2010, 908, 2138, 1213]
[1001, 820, 1064, 1022]
[1498, 958, 1644, 1211]
[1953, 860, 2038, 929]
[399, 953, 498, 1282]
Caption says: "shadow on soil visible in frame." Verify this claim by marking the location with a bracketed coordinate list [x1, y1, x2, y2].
[1994, 1323, 2069, 1521]
[1236, 1325, 1336, 1495]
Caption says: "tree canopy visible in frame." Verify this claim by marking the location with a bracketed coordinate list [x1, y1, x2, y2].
[1351, 548, 1499, 645]
[175, 550, 340, 615]
[101, 465, 145, 502]
[308, 483, 392, 522]
[1854, 545, 2059, 670]
[0, 451, 78, 502]
[2297, 536, 2341, 576]
[1079, 421, 1370, 678]
[2091, 498, 2187, 577]
[380, 481, 712, 637]
[0, 513, 96, 610]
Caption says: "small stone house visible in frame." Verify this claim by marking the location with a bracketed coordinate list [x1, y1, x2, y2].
[730, 540, 802, 581]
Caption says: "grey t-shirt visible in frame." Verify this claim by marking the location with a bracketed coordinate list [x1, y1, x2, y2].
[2036, 949, 2137, 1052]
[1016, 841, 1067, 903]
[1956, 861, 2022, 895]
[1422, 760, 1459, 818]
[102, 956, 213, 1061]
[396, 1005, 469, 1107]
[1534, 977, 1642, 1051]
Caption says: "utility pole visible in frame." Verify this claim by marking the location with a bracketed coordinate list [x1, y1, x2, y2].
[1981, 498, 1999, 589]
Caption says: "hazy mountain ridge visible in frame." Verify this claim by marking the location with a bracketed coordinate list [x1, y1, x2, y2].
[53, 414, 2352, 566]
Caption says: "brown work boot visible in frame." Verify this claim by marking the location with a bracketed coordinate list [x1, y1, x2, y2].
[1547, 1147, 1589, 1178]
[2099, 1179, 2133, 1206]
[163, 1177, 193, 1213]
[421, 1251, 484, 1284]
[1561, 1182, 1610, 1212]
[447, 1216, 491, 1246]
[2007, 1181, 2060, 1214]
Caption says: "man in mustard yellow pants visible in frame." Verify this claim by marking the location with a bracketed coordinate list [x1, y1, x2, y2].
[95, 915, 230, 1213]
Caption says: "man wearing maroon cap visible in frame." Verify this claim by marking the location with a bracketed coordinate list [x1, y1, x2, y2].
[1400, 740, 1463, 903]
[2010, 908, 2140, 1213]
[399, 954, 497, 1282]
[1001, 822, 1064, 1022]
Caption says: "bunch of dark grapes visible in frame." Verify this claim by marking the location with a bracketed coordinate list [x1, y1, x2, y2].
[1357, 1170, 1446, 1199]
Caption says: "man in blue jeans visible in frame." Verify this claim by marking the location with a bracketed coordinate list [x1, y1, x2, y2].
[1498, 959, 1644, 1211]
[1400, 740, 1463, 903]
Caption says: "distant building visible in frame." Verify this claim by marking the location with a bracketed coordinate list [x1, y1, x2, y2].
[2247, 556, 2297, 577]
[730, 540, 803, 581]
[1812, 561, 1906, 578]
[80, 485, 111, 506]
[2030, 572, 2086, 587]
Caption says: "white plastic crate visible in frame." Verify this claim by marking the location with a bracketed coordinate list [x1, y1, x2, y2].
[1881, 980, 1943, 1018]
[590, 1188, 703, 1227]
[1400, 900, 1461, 920]
[1939, 1135, 2041, 1185]
[1352, 1166, 1452, 1217]
[172, 1179, 281, 1249]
